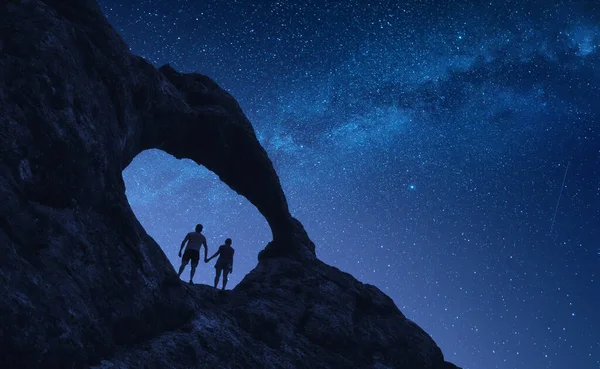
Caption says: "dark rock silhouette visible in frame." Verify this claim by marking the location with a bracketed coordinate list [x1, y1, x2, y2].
[0, 1, 461, 368]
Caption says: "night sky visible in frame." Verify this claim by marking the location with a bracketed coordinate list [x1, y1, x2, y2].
[97, 1, 599, 368]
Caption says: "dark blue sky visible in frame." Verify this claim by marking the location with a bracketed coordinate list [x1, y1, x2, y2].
[98, 1, 599, 368]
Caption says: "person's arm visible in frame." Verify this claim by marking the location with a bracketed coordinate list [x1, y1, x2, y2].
[178, 235, 189, 257]
[206, 248, 220, 262]
[230, 249, 235, 273]
[203, 239, 209, 262]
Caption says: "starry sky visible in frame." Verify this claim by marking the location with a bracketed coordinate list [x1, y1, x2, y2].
[97, 1, 599, 368]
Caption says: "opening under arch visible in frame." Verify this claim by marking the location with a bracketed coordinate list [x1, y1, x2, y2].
[123, 149, 271, 287]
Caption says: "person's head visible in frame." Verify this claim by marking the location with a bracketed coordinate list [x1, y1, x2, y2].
[195, 224, 203, 233]
[225, 238, 232, 246]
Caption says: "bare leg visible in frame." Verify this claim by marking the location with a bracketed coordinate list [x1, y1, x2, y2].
[214, 268, 222, 288]
[189, 262, 198, 284]
[222, 269, 230, 290]
[178, 261, 188, 277]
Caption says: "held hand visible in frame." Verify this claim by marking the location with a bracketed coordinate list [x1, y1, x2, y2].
[229, 267, 233, 274]
[204, 258, 208, 263]
[178, 252, 182, 258]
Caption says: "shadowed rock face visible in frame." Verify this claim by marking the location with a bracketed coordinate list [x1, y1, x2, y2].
[0, 1, 460, 368]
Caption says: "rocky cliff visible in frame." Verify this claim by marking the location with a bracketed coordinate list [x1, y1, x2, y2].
[0, 0, 460, 368]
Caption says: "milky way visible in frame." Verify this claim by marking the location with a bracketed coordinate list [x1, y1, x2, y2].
[98, 1, 599, 368]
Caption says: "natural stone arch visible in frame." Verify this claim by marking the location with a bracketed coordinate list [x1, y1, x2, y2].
[118, 63, 315, 261]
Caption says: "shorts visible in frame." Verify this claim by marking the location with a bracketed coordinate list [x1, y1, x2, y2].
[215, 258, 232, 271]
[182, 249, 200, 265]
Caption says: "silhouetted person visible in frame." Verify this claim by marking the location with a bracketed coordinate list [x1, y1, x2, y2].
[177, 224, 208, 285]
[206, 238, 235, 290]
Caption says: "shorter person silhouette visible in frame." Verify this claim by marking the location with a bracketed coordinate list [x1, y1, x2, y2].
[177, 224, 208, 285]
[206, 238, 235, 290]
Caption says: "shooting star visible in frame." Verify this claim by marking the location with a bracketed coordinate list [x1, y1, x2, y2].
[550, 161, 570, 234]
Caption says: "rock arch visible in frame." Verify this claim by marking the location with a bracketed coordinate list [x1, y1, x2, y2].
[127, 63, 316, 261]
